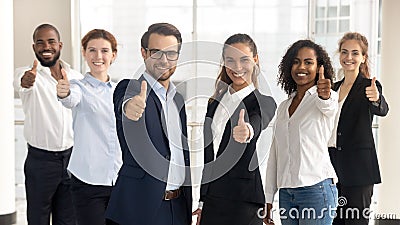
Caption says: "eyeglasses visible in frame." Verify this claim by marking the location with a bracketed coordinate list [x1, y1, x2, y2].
[146, 48, 179, 61]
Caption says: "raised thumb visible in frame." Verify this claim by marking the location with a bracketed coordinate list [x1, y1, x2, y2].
[139, 80, 147, 100]
[318, 65, 325, 80]
[370, 77, 377, 87]
[238, 109, 246, 126]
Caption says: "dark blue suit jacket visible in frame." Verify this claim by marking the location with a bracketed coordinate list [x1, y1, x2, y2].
[329, 73, 389, 186]
[200, 89, 276, 206]
[105, 76, 192, 225]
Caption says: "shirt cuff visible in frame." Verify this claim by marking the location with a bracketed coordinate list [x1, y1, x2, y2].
[198, 201, 204, 209]
[265, 193, 275, 204]
[58, 93, 71, 103]
[245, 122, 254, 143]
[122, 98, 132, 117]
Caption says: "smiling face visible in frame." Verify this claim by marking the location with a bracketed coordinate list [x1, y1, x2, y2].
[141, 33, 179, 87]
[291, 47, 318, 91]
[82, 38, 116, 77]
[223, 43, 258, 91]
[33, 27, 62, 67]
[339, 39, 366, 74]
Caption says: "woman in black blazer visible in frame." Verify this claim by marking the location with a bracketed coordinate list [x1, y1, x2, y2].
[328, 32, 389, 225]
[192, 34, 276, 225]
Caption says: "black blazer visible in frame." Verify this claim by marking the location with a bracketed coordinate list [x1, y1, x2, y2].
[200, 89, 276, 205]
[329, 73, 389, 186]
[105, 76, 192, 225]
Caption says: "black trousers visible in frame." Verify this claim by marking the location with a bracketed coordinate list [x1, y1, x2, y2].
[70, 175, 113, 225]
[200, 195, 263, 225]
[106, 193, 189, 225]
[153, 194, 189, 225]
[24, 144, 75, 225]
[333, 183, 374, 225]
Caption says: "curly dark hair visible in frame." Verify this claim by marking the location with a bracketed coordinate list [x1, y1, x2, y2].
[278, 40, 335, 95]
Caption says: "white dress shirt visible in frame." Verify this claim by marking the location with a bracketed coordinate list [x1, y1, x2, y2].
[328, 86, 346, 148]
[212, 84, 255, 158]
[143, 73, 185, 191]
[60, 73, 122, 186]
[13, 60, 83, 151]
[264, 86, 338, 203]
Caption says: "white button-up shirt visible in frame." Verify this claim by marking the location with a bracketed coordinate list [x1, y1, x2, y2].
[143, 73, 185, 191]
[328, 86, 346, 148]
[265, 86, 338, 203]
[212, 84, 255, 158]
[13, 60, 83, 151]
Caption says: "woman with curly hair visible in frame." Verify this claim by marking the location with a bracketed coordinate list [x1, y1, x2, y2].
[264, 40, 338, 225]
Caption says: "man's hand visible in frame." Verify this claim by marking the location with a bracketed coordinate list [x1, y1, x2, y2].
[233, 109, 250, 143]
[125, 80, 147, 121]
[21, 60, 38, 88]
[56, 69, 70, 98]
[317, 65, 331, 100]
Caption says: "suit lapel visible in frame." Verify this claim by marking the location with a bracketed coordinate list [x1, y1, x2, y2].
[139, 75, 169, 145]
[173, 93, 191, 166]
[338, 74, 364, 118]
[212, 91, 252, 157]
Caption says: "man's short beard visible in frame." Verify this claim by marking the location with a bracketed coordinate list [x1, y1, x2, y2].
[35, 51, 61, 67]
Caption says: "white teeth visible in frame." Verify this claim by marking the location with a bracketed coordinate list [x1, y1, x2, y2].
[297, 73, 306, 77]
[42, 52, 52, 56]
[93, 62, 104, 65]
[233, 73, 244, 77]
[344, 62, 353, 65]
[155, 66, 168, 70]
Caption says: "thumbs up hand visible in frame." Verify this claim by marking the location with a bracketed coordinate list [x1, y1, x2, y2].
[316, 65, 331, 100]
[56, 69, 70, 99]
[125, 80, 147, 121]
[21, 60, 38, 88]
[233, 109, 250, 143]
[365, 77, 379, 102]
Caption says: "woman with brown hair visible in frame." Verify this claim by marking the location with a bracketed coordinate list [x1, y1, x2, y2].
[193, 33, 276, 225]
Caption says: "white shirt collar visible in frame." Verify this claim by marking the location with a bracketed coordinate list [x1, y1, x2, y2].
[227, 83, 255, 102]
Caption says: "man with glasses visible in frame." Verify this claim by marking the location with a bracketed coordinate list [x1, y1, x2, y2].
[106, 23, 192, 225]
[13, 23, 82, 225]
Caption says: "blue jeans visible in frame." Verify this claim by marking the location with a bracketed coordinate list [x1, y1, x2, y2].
[279, 178, 338, 225]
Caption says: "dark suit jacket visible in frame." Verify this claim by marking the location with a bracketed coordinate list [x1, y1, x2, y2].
[105, 76, 192, 225]
[329, 73, 389, 186]
[200, 89, 276, 206]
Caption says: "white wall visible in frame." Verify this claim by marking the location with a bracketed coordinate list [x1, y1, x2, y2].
[376, 0, 400, 220]
[0, 0, 16, 220]
[13, 0, 73, 68]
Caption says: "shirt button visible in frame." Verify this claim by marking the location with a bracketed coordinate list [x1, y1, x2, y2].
[165, 155, 170, 160]
[338, 132, 342, 136]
